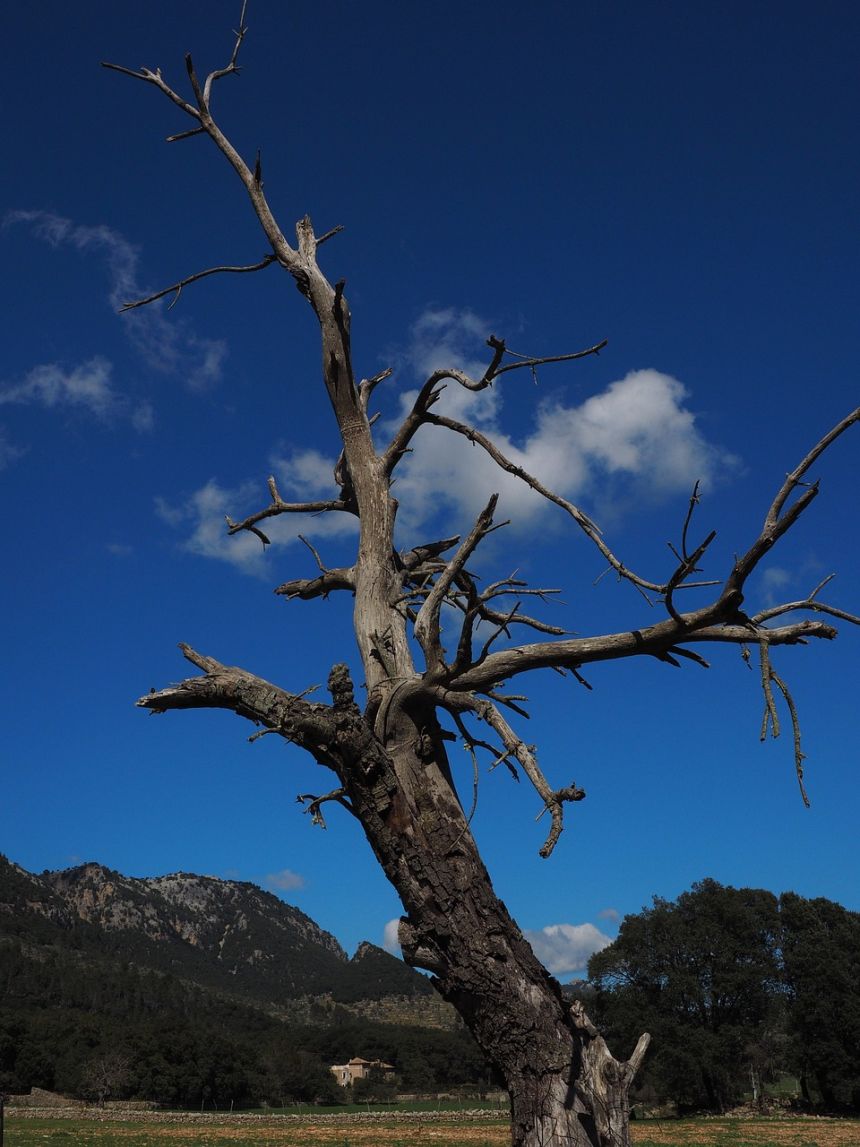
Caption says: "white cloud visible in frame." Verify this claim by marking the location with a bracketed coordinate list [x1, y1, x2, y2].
[156, 479, 269, 573]
[7, 210, 226, 389]
[153, 306, 741, 575]
[383, 309, 739, 535]
[155, 468, 358, 575]
[0, 356, 158, 436]
[598, 907, 621, 922]
[0, 357, 116, 417]
[265, 868, 305, 892]
[524, 922, 613, 977]
[383, 917, 402, 955]
[268, 447, 340, 498]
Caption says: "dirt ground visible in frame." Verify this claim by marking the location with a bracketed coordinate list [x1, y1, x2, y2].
[6, 1113, 860, 1146]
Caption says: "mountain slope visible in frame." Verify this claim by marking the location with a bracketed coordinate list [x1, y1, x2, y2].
[1, 855, 437, 1013]
[0, 855, 489, 1104]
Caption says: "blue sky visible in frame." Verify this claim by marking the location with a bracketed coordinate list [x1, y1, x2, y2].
[2, 1, 858, 979]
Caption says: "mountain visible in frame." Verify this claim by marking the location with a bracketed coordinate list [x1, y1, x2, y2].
[1, 855, 438, 1014]
[0, 855, 488, 1105]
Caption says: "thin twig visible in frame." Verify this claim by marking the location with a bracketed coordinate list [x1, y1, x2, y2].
[120, 255, 277, 312]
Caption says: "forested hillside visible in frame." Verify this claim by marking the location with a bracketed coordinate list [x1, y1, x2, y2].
[0, 856, 489, 1104]
[5, 861, 855, 1113]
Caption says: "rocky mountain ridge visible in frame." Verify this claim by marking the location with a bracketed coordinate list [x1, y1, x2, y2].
[1, 855, 450, 1026]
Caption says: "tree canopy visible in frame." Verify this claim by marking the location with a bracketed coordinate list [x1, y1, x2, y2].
[589, 880, 860, 1113]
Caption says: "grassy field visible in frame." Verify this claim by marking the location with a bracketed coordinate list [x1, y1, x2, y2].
[4, 1114, 860, 1147]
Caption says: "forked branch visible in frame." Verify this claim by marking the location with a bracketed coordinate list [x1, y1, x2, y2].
[439, 689, 584, 857]
[297, 787, 354, 828]
[225, 475, 353, 544]
[423, 411, 672, 595]
[724, 407, 860, 601]
[413, 495, 502, 674]
[137, 643, 341, 772]
[383, 336, 607, 476]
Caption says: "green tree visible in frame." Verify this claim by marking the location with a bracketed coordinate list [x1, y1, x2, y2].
[780, 893, 860, 1109]
[353, 1067, 398, 1104]
[589, 880, 782, 1111]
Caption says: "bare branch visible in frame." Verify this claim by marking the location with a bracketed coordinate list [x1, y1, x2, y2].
[424, 412, 678, 596]
[297, 534, 327, 573]
[382, 336, 607, 476]
[445, 711, 482, 851]
[491, 338, 608, 379]
[315, 224, 345, 247]
[225, 473, 352, 540]
[201, 0, 249, 106]
[755, 642, 811, 806]
[296, 787, 354, 828]
[476, 602, 525, 665]
[451, 615, 839, 693]
[440, 691, 584, 857]
[663, 529, 717, 624]
[767, 407, 860, 527]
[680, 480, 702, 562]
[662, 646, 710, 669]
[414, 496, 501, 674]
[166, 126, 205, 143]
[137, 644, 340, 770]
[759, 641, 780, 740]
[479, 603, 568, 638]
[358, 367, 393, 414]
[274, 567, 355, 600]
[273, 533, 356, 600]
[768, 669, 810, 807]
[101, 61, 202, 120]
[120, 255, 277, 312]
[723, 408, 860, 603]
[752, 576, 860, 628]
[626, 1033, 652, 1078]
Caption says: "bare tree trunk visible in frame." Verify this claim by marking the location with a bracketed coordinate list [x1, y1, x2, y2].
[297, 666, 648, 1147]
[113, 17, 858, 1145]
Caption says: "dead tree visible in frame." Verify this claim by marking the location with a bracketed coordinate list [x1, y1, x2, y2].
[107, 11, 858, 1146]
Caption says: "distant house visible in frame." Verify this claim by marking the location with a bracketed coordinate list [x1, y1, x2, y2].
[330, 1056, 395, 1086]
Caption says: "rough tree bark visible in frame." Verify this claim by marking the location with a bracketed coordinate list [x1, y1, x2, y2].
[106, 11, 859, 1146]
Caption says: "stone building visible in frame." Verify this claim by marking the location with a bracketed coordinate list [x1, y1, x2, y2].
[330, 1056, 395, 1086]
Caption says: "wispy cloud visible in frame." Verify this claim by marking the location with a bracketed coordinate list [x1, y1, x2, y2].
[132, 401, 155, 433]
[265, 868, 305, 892]
[382, 918, 401, 955]
[6, 210, 226, 390]
[524, 922, 613, 978]
[0, 357, 116, 417]
[598, 907, 621, 922]
[0, 356, 155, 438]
[760, 566, 793, 606]
[0, 426, 27, 470]
[105, 543, 133, 557]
